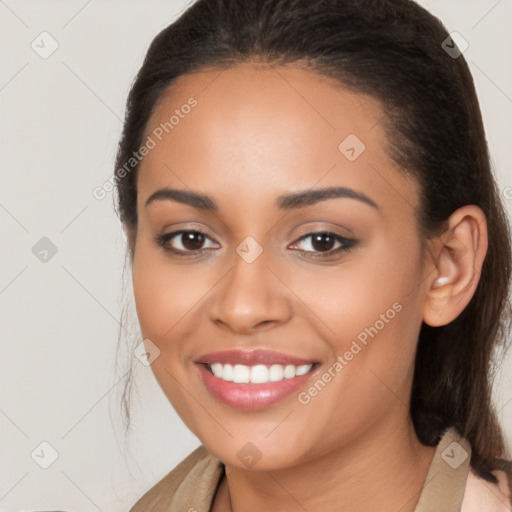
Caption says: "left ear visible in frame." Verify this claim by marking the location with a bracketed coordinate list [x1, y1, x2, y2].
[423, 205, 488, 327]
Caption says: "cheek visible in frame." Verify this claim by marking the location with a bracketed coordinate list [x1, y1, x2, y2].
[131, 239, 204, 417]
[289, 234, 423, 392]
[132, 245, 170, 340]
[131, 235, 222, 372]
[132, 238, 200, 339]
[287, 231, 423, 343]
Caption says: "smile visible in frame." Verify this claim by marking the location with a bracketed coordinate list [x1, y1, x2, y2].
[194, 349, 320, 409]
[207, 362, 313, 383]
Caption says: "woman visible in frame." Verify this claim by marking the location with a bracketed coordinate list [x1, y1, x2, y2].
[114, 0, 512, 510]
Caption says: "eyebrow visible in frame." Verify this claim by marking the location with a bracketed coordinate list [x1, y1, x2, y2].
[144, 186, 379, 211]
[277, 186, 379, 210]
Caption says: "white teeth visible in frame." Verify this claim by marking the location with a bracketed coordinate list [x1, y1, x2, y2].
[295, 364, 311, 376]
[207, 362, 314, 383]
[233, 364, 250, 383]
[222, 364, 234, 381]
[211, 363, 223, 378]
[250, 364, 269, 384]
[284, 364, 296, 379]
[269, 364, 284, 381]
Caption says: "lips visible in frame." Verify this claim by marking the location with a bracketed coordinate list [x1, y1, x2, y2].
[194, 349, 320, 410]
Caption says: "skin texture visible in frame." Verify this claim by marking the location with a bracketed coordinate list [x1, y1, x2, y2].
[130, 62, 488, 512]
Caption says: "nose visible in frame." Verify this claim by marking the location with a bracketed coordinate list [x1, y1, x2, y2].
[208, 248, 293, 334]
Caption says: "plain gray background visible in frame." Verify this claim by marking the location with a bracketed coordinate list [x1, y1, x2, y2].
[1, 0, 511, 510]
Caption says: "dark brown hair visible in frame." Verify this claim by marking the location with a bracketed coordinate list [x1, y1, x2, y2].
[114, 0, 512, 483]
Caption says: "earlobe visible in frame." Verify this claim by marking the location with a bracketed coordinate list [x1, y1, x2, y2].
[423, 205, 488, 327]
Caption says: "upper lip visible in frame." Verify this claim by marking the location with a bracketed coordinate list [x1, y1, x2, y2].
[195, 349, 318, 366]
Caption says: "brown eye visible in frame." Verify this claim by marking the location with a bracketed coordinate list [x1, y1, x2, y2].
[155, 230, 219, 254]
[181, 231, 206, 250]
[310, 233, 336, 252]
[289, 231, 356, 258]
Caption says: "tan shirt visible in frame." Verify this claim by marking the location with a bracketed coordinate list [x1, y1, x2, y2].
[130, 427, 512, 511]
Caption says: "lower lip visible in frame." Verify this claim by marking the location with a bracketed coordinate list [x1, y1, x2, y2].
[196, 363, 317, 410]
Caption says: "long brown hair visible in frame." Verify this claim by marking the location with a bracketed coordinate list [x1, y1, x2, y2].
[114, 0, 512, 482]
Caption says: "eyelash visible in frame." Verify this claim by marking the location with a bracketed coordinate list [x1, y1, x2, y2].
[154, 229, 356, 259]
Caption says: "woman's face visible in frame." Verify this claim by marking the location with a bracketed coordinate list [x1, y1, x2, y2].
[132, 62, 432, 470]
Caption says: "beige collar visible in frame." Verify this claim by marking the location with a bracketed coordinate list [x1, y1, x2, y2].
[413, 426, 471, 511]
[130, 427, 511, 511]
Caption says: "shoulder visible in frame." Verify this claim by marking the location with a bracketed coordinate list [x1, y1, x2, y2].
[130, 444, 224, 512]
[414, 427, 512, 512]
[461, 462, 512, 512]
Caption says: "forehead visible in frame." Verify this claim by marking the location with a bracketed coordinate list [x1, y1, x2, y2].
[137, 62, 418, 214]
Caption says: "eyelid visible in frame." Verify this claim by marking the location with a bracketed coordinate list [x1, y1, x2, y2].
[154, 229, 219, 255]
[288, 231, 356, 257]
